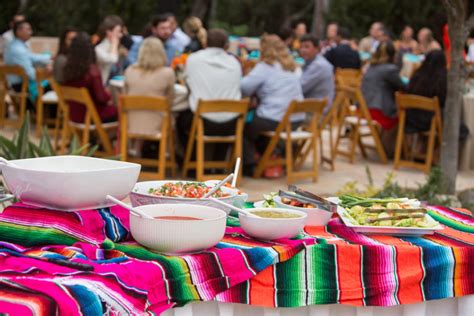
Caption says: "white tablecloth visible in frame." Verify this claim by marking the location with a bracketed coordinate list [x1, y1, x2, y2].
[163, 296, 474, 316]
[461, 93, 474, 170]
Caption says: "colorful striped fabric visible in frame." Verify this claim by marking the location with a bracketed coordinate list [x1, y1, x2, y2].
[0, 203, 473, 314]
[0, 203, 311, 315]
[215, 205, 474, 307]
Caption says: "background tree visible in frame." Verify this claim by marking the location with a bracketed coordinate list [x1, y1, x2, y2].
[440, 0, 474, 194]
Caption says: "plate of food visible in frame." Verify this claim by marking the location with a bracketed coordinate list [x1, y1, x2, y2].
[333, 195, 443, 236]
[130, 181, 237, 213]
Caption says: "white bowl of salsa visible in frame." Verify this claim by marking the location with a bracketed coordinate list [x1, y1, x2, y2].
[130, 203, 227, 254]
[130, 181, 237, 214]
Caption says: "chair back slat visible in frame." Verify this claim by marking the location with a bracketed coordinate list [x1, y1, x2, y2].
[121, 95, 170, 112]
[197, 99, 249, 114]
[335, 68, 362, 89]
[396, 93, 440, 112]
[0, 65, 28, 79]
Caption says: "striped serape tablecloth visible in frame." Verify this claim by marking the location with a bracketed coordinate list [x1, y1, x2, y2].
[0, 203, 311, 315]
[0, 203, 473, 314]
[215, 205, 474, 307]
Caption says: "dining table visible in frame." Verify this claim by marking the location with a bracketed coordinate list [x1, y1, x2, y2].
[0, 200, 472, 316]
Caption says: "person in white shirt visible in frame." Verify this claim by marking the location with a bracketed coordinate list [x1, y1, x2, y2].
[95, 15, 123, 84]
[177, 28, 242, 160]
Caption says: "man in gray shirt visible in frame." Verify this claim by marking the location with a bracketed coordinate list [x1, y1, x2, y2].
[299, 34, 335, 112]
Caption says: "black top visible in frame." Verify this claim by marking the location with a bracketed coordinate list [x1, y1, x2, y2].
[324, 44, 361, 70]
[184, 38, 202, 54]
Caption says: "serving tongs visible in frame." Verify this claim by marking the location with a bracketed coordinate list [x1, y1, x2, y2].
[366, 214, 425, 223]
[287, 185, 337, 213]
[363, 208, 427, 214]
[278, 189, 335, 213]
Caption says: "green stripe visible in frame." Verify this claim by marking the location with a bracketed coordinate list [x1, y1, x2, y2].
[275, 248, 306, 307]
[306, 244, 338, 305]
[0, 222, 78, 246]
[427, 211, 474, 233]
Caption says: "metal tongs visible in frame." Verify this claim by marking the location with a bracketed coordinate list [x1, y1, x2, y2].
[278, 185, 337, 213]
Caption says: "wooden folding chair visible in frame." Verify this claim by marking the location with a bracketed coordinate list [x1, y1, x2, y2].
[394, 93, 442, 173]
[57, 85, 118, 157]
[35, 68, 59, 136]
[120, 95, 176, 180]
[334, 85, 388, 163]
[334, 68, 362, 124]
[253, 98, 329, 184]
[182, 99, 249, 182]
[0, 65, 28, 128]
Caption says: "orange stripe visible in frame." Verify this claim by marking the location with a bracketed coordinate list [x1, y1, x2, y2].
[305, 226, 348, 245]
[452, 247, 464, 296]
[433, 226, 474, 244]
[395, 245, 424, 304]
[249, 264, 276, 307]
[337, 245, 364, 305]
[370, 235, 413, 246]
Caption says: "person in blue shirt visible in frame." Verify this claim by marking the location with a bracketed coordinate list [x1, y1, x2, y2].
[127, 14, 181, 66]
[4, 20, 51, 102]
[167, 13, 190, 53]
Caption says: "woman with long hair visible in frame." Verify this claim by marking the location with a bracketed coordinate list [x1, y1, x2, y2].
[183, 16, 207, 53]
[95, 15, 124, 84]
[63, 32, 117, 123]
[124, 37, 175, 136]
[53, 26, 77, 83]
[241, 34, 303, 173]
[405, 50, 447, 133]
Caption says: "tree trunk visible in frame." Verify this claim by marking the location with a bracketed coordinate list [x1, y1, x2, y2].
[191, 0, 210, 21]
[440, 0, 472, 194]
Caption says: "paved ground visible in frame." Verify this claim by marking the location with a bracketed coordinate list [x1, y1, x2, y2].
[1, 125, 473, 202]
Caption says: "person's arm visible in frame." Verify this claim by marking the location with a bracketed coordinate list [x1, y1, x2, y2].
[88, 66, 111, 106]
[240, 63, 266, 96]
[385, 66, 406, 92]
[166, 69, 176, 104]
[13, 46, 37, 81]
[300, 62, 323, 95]
[324, 49, 335, 66]
[95, 42, 119, 65]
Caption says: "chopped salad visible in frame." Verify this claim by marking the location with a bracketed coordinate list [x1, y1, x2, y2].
[148, 182, 229, 199]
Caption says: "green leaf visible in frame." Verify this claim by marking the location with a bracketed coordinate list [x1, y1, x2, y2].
[30, 142, 49, 157]
[69, 134, 79, 152]
[16, 112, 31, 159]
[0, 135, 18, 160]
[85, 144, 99, 157]
[39, 126, 55, 156]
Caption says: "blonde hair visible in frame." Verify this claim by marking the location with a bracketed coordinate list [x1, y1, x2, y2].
[136, 37, 167, 71]
[183, 16, 207, 48]
[260, 34, 296, 72]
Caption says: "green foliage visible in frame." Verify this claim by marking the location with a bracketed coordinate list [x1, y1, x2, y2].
[0, 112, 97, 159]
[337, 166, 451, 206]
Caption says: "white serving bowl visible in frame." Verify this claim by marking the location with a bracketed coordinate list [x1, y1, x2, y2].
[129, 203, 227, 254]
[130, 181, 237, 214]
[239, 207, 307, 240]
[0, 156, 140, 211]
[274, 196, 333, 226]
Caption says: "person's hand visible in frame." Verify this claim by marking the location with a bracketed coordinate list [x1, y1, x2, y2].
[110, 35, 120, 48]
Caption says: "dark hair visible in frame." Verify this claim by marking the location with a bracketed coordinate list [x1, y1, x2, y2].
[97, 15, 123, 40]
[151, 14, 171, 27]
[337, 27, 351, 40]
[57, 26, 78, 56]
[371, 41, 396, 64]
[278, 27, 293, 41]
[291, 19, 305, 30]
[408, 50, 447, 104]
[13, 20, 29, 37]
[207, 28, 228, 48]
[63, 32, 96, 83]
[300, 34, 319, 47]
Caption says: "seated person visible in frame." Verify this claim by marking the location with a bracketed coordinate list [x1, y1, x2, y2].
[95, 15, 124, 84]
[62, 32, 117, 123]
[417, 28, 441, 55]
[299, 34, 335, 112]
[53, 27, 77, 84]
[177, 28, 242, 160]
[405, 50, 446, 134]
[183, 16, 207, 53]
[4, 20, 51, 103]
[167, 13, 191, 54]
[241, 34, 303, 173]
[2, 14, 26, 52]
[124, 37, 175, 136]
[324, 27, 361, 70]
[361, 41, 406, 156]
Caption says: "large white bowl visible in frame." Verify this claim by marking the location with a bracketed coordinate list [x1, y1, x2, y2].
[274, 196, 333, 226]
[129, 203, 227, 254]
[239, 207, 307, 240]
[0, 156, 140, 211]
[130, 181, 237, 214]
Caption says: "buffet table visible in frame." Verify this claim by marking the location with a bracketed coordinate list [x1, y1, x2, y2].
[0, 202, 473, 315]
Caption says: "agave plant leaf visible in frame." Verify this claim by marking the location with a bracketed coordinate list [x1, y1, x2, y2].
[0, 135, 18, 160]
[15, 112, 31, 159]
[38, 126, 55, 156]
[30, 142, 49, 157]
[68, 134, 79, 153]
[27, 142, 36, 158]
[70, 143, 89, 155]
[85, 144, 99, 157]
